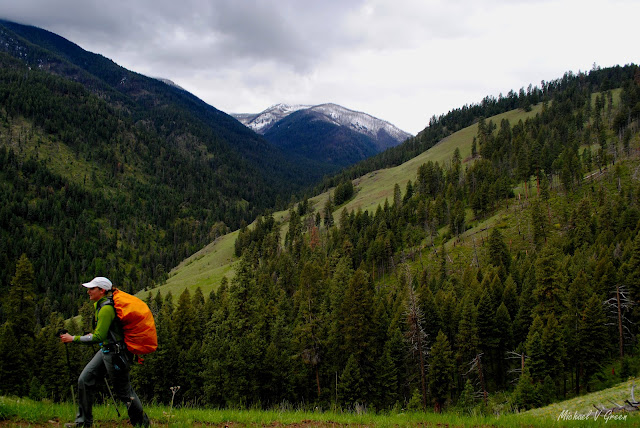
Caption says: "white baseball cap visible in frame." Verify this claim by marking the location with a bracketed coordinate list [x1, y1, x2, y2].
[82, 277, 112, 291]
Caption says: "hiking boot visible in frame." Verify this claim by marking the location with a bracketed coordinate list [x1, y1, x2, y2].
[133, 413, 151, 427]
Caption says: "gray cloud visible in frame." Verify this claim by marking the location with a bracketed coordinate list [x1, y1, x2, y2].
[0, 0, 637, 134]
[0, 0, 367, 73]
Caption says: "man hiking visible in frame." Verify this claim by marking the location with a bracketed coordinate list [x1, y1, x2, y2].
[60, 277, 150, 427]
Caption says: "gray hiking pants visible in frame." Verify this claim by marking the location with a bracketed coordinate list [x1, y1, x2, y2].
[75, 348, 149, 427]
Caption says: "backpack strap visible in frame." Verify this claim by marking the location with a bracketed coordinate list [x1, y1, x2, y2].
[96, 296, 123, 350]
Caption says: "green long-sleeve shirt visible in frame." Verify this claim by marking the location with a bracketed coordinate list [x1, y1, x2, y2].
[73, 296, 123, 345]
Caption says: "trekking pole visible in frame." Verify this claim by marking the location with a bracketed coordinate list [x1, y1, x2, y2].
[57, 329, 76, 405]
[104, 378, 122, 418]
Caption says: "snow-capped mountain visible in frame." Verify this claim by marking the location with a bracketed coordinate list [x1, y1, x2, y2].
[308, 103, 412, 149]
[233, 103, 413, 170]
[233, 103, 412, 149]
[234, 103, 312, 134]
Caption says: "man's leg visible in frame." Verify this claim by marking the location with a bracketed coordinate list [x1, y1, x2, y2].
[74, 350, 106, 427]
[104, 352, 149, 427]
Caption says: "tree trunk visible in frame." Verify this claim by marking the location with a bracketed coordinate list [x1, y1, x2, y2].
[617, 285, 624, 358]
[417, 331, 428, 410]
[315, 364, 321, 398]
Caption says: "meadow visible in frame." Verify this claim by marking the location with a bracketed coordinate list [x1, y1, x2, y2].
[3, 378, 640, 427]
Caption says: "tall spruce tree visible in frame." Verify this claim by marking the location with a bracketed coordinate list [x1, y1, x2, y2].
[429, 330, 454, 412]
[455, 295, 480, 381]
[338, 267, 375, 403]
[577, 293, 609, 390]
[0, 254, 36, 396]
[488, 229, 511, 279]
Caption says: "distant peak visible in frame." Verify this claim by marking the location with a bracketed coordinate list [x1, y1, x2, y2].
[231, 102, 412, 142]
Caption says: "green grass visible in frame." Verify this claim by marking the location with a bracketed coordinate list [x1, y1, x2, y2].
[135, 230, 240, 299]
[3, 378, 640, 427]
[524, 378, 640, 421]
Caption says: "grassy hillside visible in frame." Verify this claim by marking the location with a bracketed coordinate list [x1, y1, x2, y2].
[338, 103, 545, 215]
[148, 103, 543, 298]
[140, 230, 239, 299]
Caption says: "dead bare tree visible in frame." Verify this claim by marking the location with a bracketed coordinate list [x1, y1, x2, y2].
[466, 353, 488, 406]
[604, 284, 635, 358]
[506, 350, 528, 382]
[594, 382, 640, 413]
[404, 266, 429, 409]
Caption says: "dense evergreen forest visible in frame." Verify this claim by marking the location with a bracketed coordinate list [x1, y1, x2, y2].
[0, 20, 324, 317]
[2, 63, 639, 414]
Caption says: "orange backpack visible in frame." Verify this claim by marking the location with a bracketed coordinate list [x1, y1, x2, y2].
[109, 289, 158, 356]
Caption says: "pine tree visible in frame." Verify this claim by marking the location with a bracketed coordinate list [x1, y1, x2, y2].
[339, 354, 365, 406]
[513, 270, 535, 346]
[512, 368, 540, 410]
[540, 314, 565, 397]
[172, 289, 203, 401]
[192, 287, 206, 339]
[339, 268, 374, 364]
[530, 199, 549, 246]
[0, 254, 36, 396]
[36, 315, 68, 402]
[488, 229, 511, 279]
[173, 289, 196, 350]
[502, 275, 519, 320]
[293, 260, 326, 399]
[5, 254, 36, 338]
[578, 293, 609, 390]
[152, 291, 178, 402]
[476, 289, 498, 365]
[455, 295, 479, 379]
[0, 323, 26, 395]
[525, 315, 545, 382]
[533, 245, 565, 317]
[323, 196, 335, 228]
[566, 270, 589, 394]
[429, 330, 454, 412]
[624, 230, 640, 317]
[457, 378, 476, 412]
[374, 341, 399, 409]
[495, 302, 513, 388]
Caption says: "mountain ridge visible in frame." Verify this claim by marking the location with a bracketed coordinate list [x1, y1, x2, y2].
[0, 19, 328, 307]
[234, 102, 411, 143]
[233, 102, 412, 170]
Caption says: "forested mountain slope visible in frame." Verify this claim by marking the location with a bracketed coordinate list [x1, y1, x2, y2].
[153, 102, 544, 299]
[0, 20, 320, 315]
[1, 41, 639, 415]
[112, 64, 640, 411]
[78, 64, 640, 414]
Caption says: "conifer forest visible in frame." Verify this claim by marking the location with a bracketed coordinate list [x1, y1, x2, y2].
[1, 22, 640, 414]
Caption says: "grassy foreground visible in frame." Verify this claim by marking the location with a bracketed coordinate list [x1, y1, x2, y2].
[3, 380, 640, 427]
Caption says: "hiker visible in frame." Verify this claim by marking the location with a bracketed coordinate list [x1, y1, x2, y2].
[60, 277, 150, 427]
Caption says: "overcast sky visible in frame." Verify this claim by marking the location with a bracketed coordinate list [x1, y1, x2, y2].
[0, 0, 638, 134]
